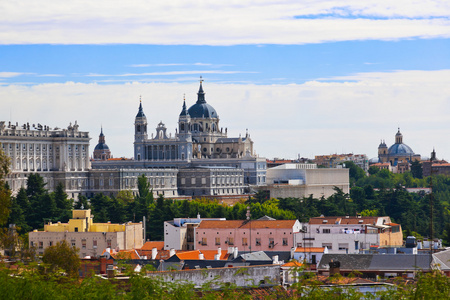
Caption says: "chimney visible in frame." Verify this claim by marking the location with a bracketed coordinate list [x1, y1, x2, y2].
[214, 254, 220, 260]
[151, 247, 157, 260]
[169, 248, 176, 257]
[217, 247, 222, 257]
[199, 253, 204, 260]
[197, 213, 201, 219]
[233, 247, 238, 259]
[290, 247, 295, 259]
[273, 255, 279, 264]
[228, 247, 234, 254]
[329, 260, 341, 276]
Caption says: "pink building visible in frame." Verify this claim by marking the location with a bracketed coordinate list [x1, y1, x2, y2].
[195, 219, 301, 251]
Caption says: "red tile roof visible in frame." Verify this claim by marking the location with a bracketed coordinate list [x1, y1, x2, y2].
[282, 261, 303, 267]
[141, 241, 164, 251]
[175, 250, 229, 260]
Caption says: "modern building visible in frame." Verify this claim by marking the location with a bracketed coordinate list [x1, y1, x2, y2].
[29, 209, 144, 257]
[261, 163, 349, 199]
[295, 216, 403, 254]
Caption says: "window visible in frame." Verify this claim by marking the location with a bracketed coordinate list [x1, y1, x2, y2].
[215, 238, 220, 245]
[82, 239, 86, 249]
[49, 241, 53, 247]
[282, 238, 288, 246]
[107, 240, 112, 248]
[201, 238, 207, 246]
[255, 238, 261, 246]
[227, 237, 234, 245]
[74, 227, 78, 232]
[71, 240, 76, 247]
[322, 243, 332, 250]
[269, 238, 274, 248]
[93, 240, 97, 248]
[338, 243, 349, 250]
[322, 228, 331, 234]
[242, 238, 248, 246]
[38, 241, 43, 249]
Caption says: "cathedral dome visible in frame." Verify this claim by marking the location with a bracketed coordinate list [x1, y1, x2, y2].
[187, 80, 219, 119]
[94, 143, 110, 151]
[188, 103, 218, 119]
[388, 143, 414, 155]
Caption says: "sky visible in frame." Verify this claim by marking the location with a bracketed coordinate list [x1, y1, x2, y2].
[1, 1, 450, 161]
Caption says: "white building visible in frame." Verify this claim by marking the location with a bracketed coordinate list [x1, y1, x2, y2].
[295, 216, 403, 254]
[263, 163, 349, 199]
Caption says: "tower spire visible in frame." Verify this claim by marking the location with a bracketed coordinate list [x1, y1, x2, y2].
[196, 76, 206, 104]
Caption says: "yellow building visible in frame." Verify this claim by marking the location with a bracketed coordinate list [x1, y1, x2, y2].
[29, 209, 144, 257]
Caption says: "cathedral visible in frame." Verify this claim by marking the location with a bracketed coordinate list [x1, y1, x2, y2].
[376, 128, 421, 172]
[134, 80, 254, 162]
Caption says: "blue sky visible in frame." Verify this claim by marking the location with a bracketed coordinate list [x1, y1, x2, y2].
[1, 1, 450, 161]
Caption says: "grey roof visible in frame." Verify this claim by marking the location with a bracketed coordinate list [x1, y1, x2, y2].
[433, 248, 450, 270]
[237, 251, 271, 261]
[318, 254, 431, 271]
[258, 216, 276, 221]
[179, 100, 189, 117]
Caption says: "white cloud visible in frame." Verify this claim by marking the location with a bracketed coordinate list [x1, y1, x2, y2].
[0, 69, 449, 161]
[0, 1, 449, 45]
[86, 70, 257, 77]
[0, 72, 28, 78]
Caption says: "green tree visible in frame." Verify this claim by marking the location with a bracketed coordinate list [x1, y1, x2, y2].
[52, 183, 72, 222]
[0, 147, 11, 226]
[42, 240, 81, 277]
[342, 161, 366, 187]
[411, 160, 423, 179]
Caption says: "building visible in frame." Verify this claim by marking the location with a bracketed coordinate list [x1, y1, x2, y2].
[375, 129, 421, 173]
[261, 163, 349, 199]
[295, 216, 403, 254]
[2, 80, 266, 199]
[164, 216, 226, 250]
[315, 153, 369, 171]
[29, 209, 144, 257]
[194, 219, 301, 252]
[1, 120, 91, 199]
[92, 127, 111, 161]
[92, 79, 267, 196]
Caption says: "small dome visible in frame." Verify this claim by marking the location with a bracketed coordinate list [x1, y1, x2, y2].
[94, 143, 110, 151]
[388, 143, 414, 155]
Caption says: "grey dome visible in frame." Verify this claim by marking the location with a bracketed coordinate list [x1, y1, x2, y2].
[94, 143, 110, 151]
[187, 81, 219, 119]
[388, 143, 414, 155]
[188, 103, 218, 118]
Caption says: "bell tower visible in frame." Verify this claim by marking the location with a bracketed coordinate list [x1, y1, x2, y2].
[134, 97, 148, 161]
[177, 95, 193, 161]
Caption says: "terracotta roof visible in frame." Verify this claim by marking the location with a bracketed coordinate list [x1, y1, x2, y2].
[136, 249, 172, 260]
[141, 241, 164, 251]
[371, 163, 390, 167]
[309, 216, 378, 225]
[433, 163, 450, 167]
[282, 261, 303, 267]
[295, 247, 325, 253]
[175, 250, 229, 260]
[110, 250, 141, 260]
[197, 219, 297, 229]
[107, 157, 129, 161]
